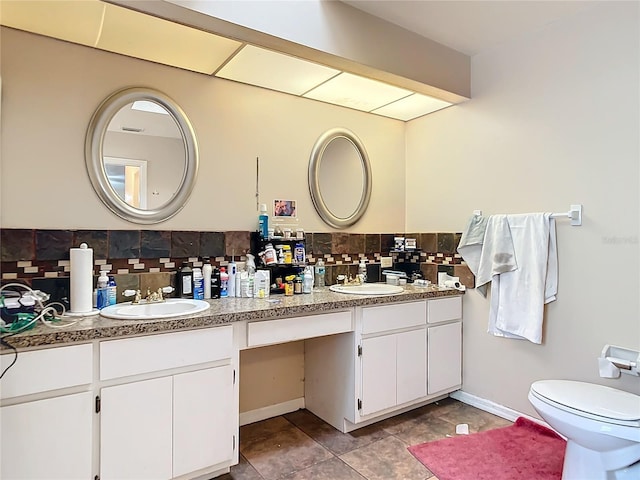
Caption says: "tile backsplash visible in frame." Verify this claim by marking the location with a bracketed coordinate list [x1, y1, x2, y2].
[1, 229, 473, 299]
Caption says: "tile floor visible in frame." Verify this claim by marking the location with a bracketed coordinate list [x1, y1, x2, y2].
[218, 398, 512, 480]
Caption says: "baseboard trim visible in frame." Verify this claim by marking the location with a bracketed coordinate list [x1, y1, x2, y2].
[450, 390, 551, 429]
[239, 398, 305, 426]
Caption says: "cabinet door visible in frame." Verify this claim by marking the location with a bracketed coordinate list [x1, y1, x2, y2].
[101, 377, 173, 480]
[1, 392, 92, 480]
[397, 329, 427, 405]
[428, 322, 462, 394]
[173, 366, 234, 477]
[360, 335, 396, 416]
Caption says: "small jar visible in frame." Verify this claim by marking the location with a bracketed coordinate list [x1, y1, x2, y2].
[294, 276, 303, 294]
[283, 228, 292, 239]
[263, 243, 277, 265]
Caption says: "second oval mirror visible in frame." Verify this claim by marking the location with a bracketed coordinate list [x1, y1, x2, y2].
[308, 128, 372, 229]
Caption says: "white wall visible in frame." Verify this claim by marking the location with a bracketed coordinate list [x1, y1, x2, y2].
[0, 27, 406, 233]
[406, 2, 640, 415]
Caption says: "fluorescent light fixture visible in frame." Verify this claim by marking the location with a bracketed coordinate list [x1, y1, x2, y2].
[96, 3, 242, 75]
[216, 45, 340, 95]
[303, 73, 412, 112]
[132, 101, 169, 115]
[372, 93, 452, 121]
[0, 0, 104, 47]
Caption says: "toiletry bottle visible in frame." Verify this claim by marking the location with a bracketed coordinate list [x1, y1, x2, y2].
[228, 259, 237, 297]
[303, 266, 314, 293]
[220, 267, 229, 297]
[294, 271, 303, 294]
[294, 242, 306, 264]
[258, 203, 269, 239]
[177, 261, 193, 298]
[192, 267, 204, 300]
[358, 260, 367, 283]
[203, 257, 212, 299]
[97, 270, 109, 309]
[107, 275, 117, 306]
[211, 267, 221, 299]
[314, 258, 325, 287]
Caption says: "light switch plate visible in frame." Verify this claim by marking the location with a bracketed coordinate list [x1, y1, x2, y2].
[380, 257, 393, 268]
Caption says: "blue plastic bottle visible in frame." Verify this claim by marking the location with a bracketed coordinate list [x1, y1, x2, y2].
[258, 203, 269, 239]
[107, 276, 117, 306]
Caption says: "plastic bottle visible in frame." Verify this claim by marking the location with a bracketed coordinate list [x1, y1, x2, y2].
[177, 261, 193, 298]
[228, 260, 237, 297]
[314, 258, 325, 287]
[97, 270, 109, 309]
[258, 203, 269, 239]
[303, 266, 314, 293]
[107, 275, 117, 306]
[211, 267, 221, 299]
[220, 267, 229, 297]
[203, 257, 212, 299]
[294, 242, 306, 264]
[192, 267, 204, 300]
[358, 260, 368, 283]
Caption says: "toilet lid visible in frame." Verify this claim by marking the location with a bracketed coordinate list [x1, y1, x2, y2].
[531, 380, 640, 422]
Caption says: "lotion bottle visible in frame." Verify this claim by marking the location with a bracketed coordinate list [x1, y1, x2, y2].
[97, 270, 109, 309]
[228, 259, 237, 297]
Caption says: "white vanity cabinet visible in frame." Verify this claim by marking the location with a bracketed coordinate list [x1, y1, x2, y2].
[305, 296, 462, 433]
[0, 344, 94, 480]
[427, 296, 462, 394]
[98, 326, 236, 480]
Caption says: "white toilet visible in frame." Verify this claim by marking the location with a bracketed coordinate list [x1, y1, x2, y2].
[529, 380, 640, 480]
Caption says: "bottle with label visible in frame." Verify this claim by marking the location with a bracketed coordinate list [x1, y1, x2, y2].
[211, 267, 221, 299]
[107, 275, 117, 306]
[283, 245, 293, 265]
[258, 203, 269, 239]
[294, 242, 306, 264]
[220, 267, 229, 297]
[314, 258, 325, 287]
[203, 257, 212, 299]
[97, 270, 109, 309]
[358, 261, 367, 283]
[228, 260, 237, 297]
[177, 261, 193, 298]
[193, 267, 204, 300]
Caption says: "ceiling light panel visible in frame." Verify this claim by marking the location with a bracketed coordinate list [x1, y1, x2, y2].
[97, 3, 242, 75]
[303, 73, 412, 112]
[372, 93, 452, 121]
[0, 0, 104, 47]
[216, 45, 340, 95]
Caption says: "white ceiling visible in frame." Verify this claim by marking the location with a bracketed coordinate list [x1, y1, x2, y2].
[342, 0, 604, 56]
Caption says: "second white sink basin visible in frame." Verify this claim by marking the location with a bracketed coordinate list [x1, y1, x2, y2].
[329, 284, 404, 295]
[100, 298, 210, 320]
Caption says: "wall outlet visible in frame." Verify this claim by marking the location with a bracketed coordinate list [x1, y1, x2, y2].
[380, 257, 393, 268]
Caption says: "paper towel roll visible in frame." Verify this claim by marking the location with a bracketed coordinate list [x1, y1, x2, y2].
[70, 243, 94, 313]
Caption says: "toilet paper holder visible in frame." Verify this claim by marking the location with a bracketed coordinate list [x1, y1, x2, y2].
[598, 344, 639, 378]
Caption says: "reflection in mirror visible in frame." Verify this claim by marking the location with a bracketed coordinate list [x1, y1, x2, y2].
[309, 128, 371, 229]
[86, 88, 198, 224]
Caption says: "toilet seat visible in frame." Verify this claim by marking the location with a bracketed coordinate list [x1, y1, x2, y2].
[530, 380, 640, 427]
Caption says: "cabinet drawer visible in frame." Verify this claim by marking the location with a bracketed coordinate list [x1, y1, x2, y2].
[361, 301, 426, 334]
[100, 326, 232, 380]
[247, 311, 352, 347]
[427, 296, 462, 324]
[0, 343, 92, 399]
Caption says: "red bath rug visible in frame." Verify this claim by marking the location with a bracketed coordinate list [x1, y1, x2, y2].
[408, 417, 565, 480]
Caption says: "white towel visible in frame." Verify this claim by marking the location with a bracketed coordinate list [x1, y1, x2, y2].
[458, 214, 517, 296]
[488, 213, 557, 344]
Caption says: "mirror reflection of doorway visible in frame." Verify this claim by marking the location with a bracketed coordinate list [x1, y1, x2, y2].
[104, 157, 148, 209]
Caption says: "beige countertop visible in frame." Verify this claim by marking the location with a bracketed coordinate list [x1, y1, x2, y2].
[1, 285, 463, 351]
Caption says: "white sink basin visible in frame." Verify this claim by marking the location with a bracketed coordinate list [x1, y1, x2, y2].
[100, 298, 210, 320]
[329, 284, 404, 295]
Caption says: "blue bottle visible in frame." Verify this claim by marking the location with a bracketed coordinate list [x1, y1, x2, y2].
[258, 203, 269, 239]
[107, 276, 117, 306]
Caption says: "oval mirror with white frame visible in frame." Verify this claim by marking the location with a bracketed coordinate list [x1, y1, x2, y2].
[85, 87, 198, 224]
[308, 128, 372, 229]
